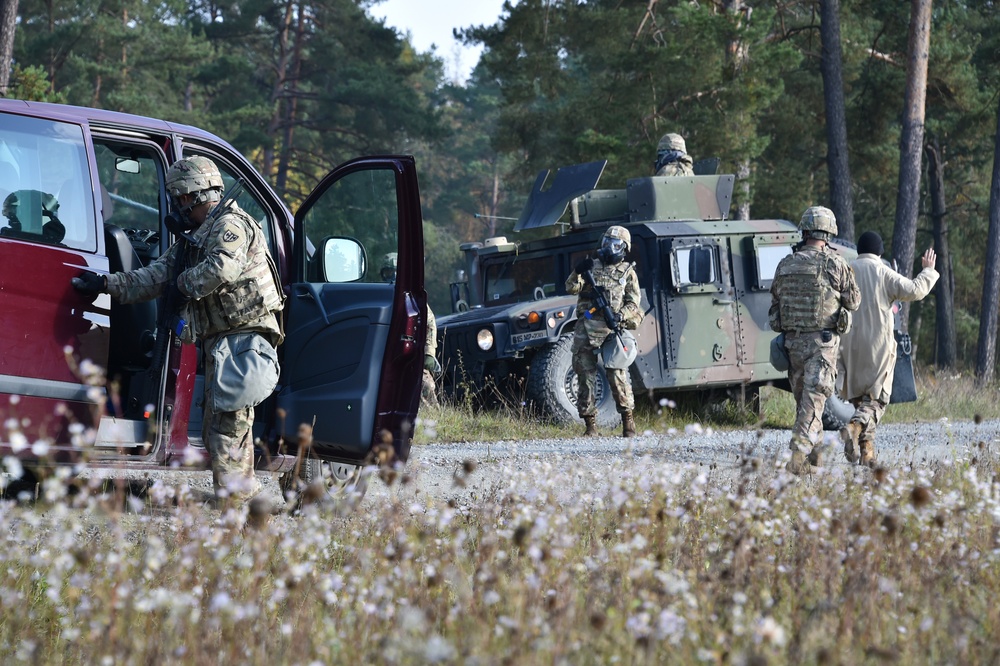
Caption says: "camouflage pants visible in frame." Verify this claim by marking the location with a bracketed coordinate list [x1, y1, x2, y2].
[571, 327, 633, 416]
[421, 369, 438, 407]
[204, 334, 259, 503]
[848, 395, 886, 443]
[786, 330, 839, 453]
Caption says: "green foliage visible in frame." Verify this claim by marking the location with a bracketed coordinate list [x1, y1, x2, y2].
[7, 0, 1000, 372]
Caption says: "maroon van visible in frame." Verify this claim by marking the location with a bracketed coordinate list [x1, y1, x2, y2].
[0, 98, 426, 495]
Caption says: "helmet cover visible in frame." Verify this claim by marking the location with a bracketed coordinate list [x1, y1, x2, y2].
[799, 205, 838, 236]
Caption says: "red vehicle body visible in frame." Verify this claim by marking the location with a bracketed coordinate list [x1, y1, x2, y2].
[0, 99, 426, 486]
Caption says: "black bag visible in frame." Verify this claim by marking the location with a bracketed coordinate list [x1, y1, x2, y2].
[890, 331, 918, 404]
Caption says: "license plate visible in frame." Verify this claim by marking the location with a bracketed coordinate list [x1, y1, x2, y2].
[511, 330, 547, 345]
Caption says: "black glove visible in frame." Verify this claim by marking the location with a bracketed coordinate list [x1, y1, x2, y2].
[606, 310, 622, 329]
[71, 271, 107, 295]
[575, 257, 594, 275]
[166, 280, 191, 306]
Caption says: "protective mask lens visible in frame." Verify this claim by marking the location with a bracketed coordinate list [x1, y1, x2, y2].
[602, 238, 625, 255]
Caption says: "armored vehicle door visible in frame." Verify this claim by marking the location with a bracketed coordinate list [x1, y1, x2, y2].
[661, 236, 743, 385]
[279, 157, 425, 464]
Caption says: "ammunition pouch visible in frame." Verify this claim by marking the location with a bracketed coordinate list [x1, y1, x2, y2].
[218, 279, 269, 329]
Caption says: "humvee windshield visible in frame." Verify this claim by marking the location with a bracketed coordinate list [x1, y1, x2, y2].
[483, 255, 560, 304]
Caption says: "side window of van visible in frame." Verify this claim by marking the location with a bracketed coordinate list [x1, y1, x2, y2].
[190, 153, 277, 259]
[94, 141, 165, 263]
[0, 114, 97, 251]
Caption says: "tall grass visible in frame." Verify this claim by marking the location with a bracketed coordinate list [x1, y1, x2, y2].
[3, 435, 1000, 663]
[2, 373, 999, 663]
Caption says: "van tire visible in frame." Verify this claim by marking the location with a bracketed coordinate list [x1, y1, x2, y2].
[279, 458, 369, 505]
[526, 333, 619, 428]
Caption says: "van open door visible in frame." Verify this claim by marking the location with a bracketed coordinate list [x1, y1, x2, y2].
[277, 156, 425, 466]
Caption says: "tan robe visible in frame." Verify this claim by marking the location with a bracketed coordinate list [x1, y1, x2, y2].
[837, 254, 939, 403]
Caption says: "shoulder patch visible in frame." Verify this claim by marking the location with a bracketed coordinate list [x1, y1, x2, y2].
[217, 220, 244, 246]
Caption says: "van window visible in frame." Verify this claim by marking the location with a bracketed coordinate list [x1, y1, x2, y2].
[0, 115, 97, 251]
[301, 168, 399, 283]
[674, 245, 717, 286]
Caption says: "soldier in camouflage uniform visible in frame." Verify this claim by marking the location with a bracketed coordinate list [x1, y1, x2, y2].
[73, 156, 284, 504]
[382, 252, 439, 406]
[654, 133, 695, 177]
[769, 206, 860, 475]
[566, 225, 644, 437]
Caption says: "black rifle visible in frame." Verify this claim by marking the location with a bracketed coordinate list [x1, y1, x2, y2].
[581, 269, 629, 353]
[145, 180, 246, 413]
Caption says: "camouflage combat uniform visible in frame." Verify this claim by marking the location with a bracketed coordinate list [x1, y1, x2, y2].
[422, 306, 438, 406]
[566, 259, 643, 417]
[655, 156, 694, 177]
[769, 245, 859, 456]
[107, 201, 284, 501]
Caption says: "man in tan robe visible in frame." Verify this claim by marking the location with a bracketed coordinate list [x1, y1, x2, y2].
[838, 231, 938, 466]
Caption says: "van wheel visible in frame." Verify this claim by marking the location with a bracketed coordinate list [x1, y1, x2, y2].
[822, 394, 855, 431]
[279, 458, 369, 504]
[526, 333, 619, 428]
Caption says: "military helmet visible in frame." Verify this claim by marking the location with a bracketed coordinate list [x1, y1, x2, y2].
[380, 251, 398, 283]
[657, 133, 687, 154]
[166, 156, 225, 211]
[799, 205, 838, 237]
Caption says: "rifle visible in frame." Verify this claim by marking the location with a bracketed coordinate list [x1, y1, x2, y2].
[145, 179, 246, 412]
[581, 268, 630, 354]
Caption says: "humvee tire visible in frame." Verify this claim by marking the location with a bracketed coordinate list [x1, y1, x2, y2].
[279, 459, 370, 503]
[526, 333, 619, 427]
[822, 394, 855, 431]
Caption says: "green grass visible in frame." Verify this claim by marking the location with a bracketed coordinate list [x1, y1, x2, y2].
[417, 372, 1000, 444]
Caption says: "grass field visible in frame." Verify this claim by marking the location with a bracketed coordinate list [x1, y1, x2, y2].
[2, 373, 999, 663]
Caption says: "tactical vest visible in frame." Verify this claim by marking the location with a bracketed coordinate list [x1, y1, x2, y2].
[181, 206, 285, 344]
[774, 248, 841, 332]
[576, 260, 635, 319]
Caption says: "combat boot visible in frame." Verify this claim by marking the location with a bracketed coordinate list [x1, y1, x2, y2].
[785, 450, 815, 476]
[859, 438, 876, 468]
[840, 421, 862, 463]
[582, 415, 598, 437]
[622, 411, 637, 438]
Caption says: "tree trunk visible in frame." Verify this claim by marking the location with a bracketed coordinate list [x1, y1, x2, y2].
[975, 96, 1000, 385]
[819, 0, 854, 242]
[926, 141, 956, 369]
[0, 0, 17, 96]
[891, 0, 932, 331]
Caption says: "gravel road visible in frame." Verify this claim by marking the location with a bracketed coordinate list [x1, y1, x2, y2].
[359, 417, 1000, 507]
[58, 418, 1000, 509]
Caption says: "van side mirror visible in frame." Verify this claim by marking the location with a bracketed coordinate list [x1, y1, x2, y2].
[319, 236, 367, 283]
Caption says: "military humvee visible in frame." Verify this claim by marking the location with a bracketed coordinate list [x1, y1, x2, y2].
[437, 160, 858, 427]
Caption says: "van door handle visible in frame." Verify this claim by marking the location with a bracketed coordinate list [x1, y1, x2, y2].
[713, 298, 733, 305]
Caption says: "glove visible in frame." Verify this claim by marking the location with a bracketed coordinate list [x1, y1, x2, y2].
[606, 310, 622, 329]
[166, 280, 191, 306]
[574, 257, 594, 275]
[71, 271, 107, 295]
[424, 354, 442, 375]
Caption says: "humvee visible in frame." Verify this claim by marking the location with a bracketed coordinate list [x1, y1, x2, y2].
[437, 160, 860, 428]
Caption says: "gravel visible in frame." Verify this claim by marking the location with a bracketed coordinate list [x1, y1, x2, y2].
[55, 418, 1000, 509]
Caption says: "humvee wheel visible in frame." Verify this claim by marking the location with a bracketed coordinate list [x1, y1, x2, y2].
[526, 333, 619, 428]
[822, 394, 855, 431]
[279, 458, 370, 504]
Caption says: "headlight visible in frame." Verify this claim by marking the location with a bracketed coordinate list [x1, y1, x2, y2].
[476, 328, 495, 351]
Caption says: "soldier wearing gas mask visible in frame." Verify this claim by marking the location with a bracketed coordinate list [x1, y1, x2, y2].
[654, 133, 695, 177]
[566, 225, 644, 438]
[769, 206, 859, 475]
[72, 156, 284, 505]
